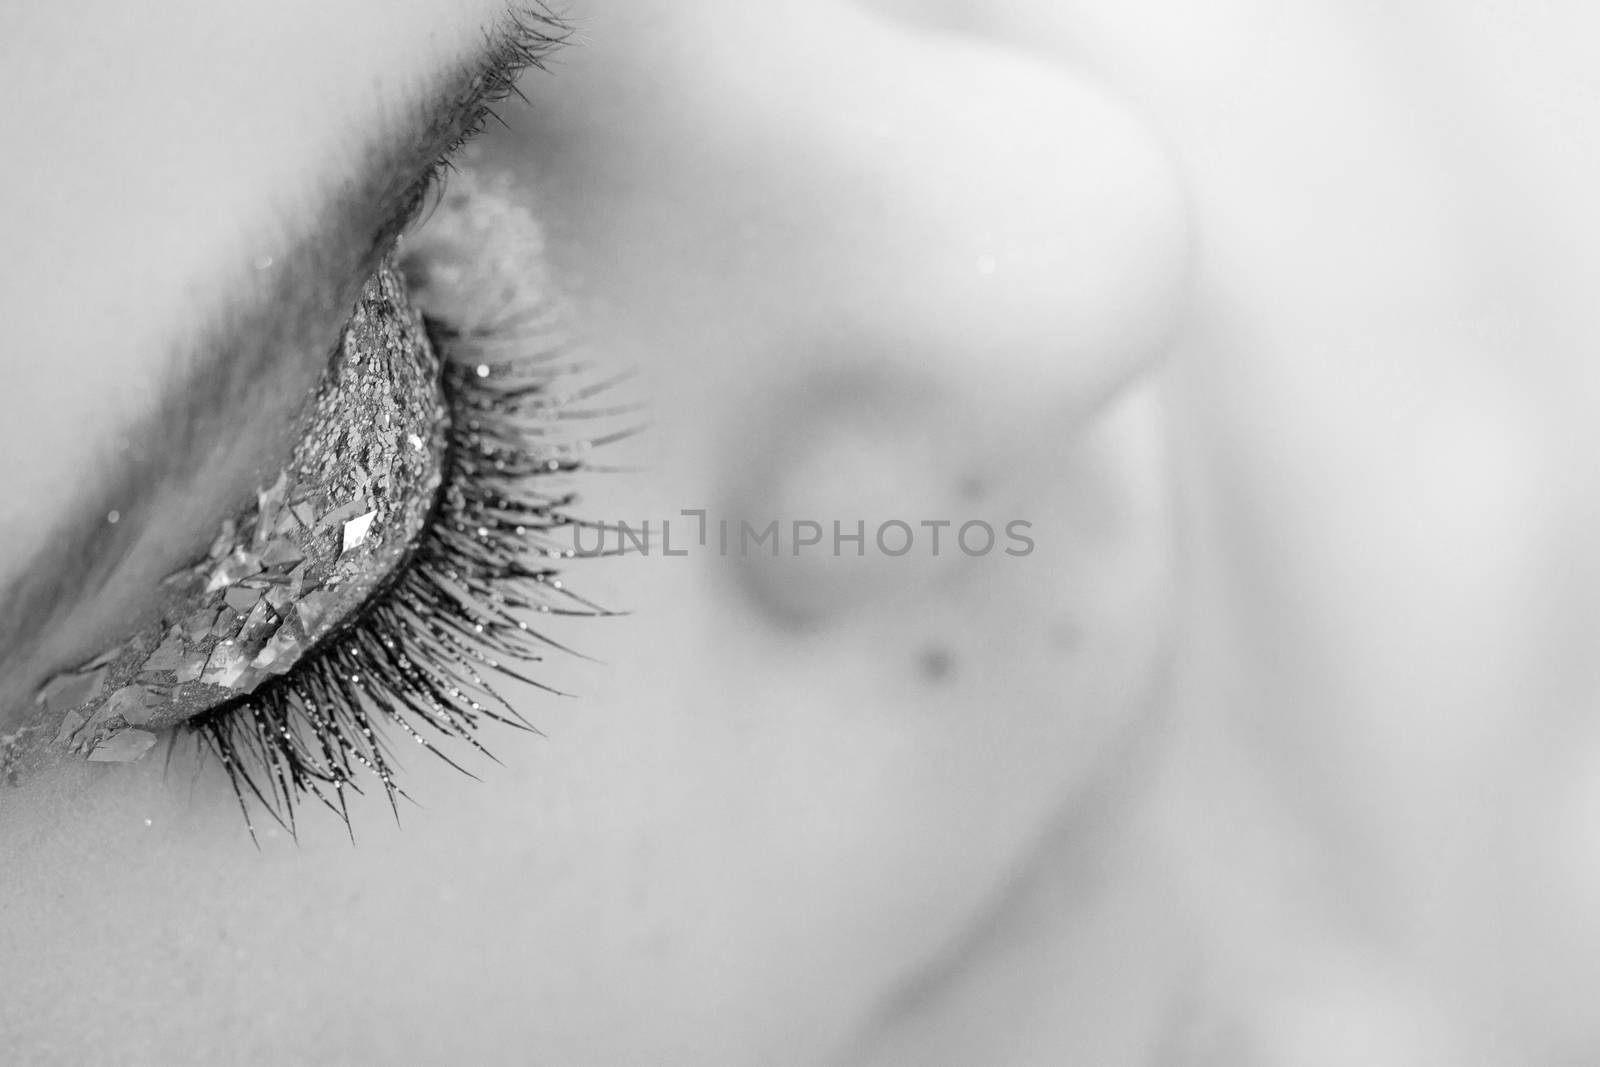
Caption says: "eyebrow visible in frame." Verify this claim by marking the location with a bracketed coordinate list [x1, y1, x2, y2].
[0, 7, 567, 694]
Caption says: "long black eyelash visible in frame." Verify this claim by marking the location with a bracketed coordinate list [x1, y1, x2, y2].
[183, 6, 596, 841]
[191, 316, 612, 842]
[187, 9, 593, 843]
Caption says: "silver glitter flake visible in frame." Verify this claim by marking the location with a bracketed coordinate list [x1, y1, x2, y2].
[251, 624, 306, 675]
[206, 548, 263, 593]
[284, 562, 308, 599]
[87, 729, 158, 763]
[181, 607, 221, 643]
[174, 649, 209, 684]
[201, 641, 259, 691]
[295, 591, 338, 636]
[141, 627, 186, 673]
[237, 598, 281, 648]
[104, 685, 160, 726]
[36, 666, 108, 714]
[32, 254, 448, 760]
[319, 499, 366, 531]
[263, 585, 292, 616]
[224, 585, 263, 613]
[209, 605, 241, 638]
[259, 539, 306, 570]
[341, 511, 377, 554]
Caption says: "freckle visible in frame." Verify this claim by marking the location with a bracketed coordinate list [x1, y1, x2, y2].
[958, 476, 986, 502]
[919, 646, 954, 682]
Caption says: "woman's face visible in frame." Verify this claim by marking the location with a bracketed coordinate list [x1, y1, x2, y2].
[0, 0, 1187, 1061]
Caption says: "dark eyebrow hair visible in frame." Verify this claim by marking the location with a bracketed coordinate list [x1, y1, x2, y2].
[0, 6, 568, 698]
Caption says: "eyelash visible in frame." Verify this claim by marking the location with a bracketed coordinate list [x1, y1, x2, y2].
[405, 5, 571, 233]
[189, 14, 606, 840]
[193, 216, 611, 841]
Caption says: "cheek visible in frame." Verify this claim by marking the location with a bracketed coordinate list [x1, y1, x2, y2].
[496, 382, 1175, 1060]
[510, 0, 1190, 420]
[472, 0, 1189, 1049]
[0, 8, 1189, 1066]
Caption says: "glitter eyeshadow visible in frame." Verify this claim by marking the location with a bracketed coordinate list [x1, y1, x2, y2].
[35, 255, 449, 762]
[25, 172, 614, 836]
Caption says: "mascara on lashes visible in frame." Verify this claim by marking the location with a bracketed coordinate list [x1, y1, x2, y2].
[16, 177, 605, 832]
[36, 256, 450, 762]
[1, 14, 582, 751]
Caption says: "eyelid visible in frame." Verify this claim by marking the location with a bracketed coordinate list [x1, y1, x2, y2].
[9, 171, 615, 840]
[0, 11, 573, 724]
[31, 255, 448, 753]
[199, 173, 614, 835]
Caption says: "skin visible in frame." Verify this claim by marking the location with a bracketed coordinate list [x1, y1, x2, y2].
[5, 0, 1598, 1063]
[0, 1, 1186, 1063]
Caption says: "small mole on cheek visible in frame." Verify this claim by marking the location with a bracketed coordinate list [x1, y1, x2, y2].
[919, 646, 955, 682]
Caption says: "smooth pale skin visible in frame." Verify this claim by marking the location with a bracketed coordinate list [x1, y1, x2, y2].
[0, 1, 1185, 1062]
[1, 0, 1597, 1063]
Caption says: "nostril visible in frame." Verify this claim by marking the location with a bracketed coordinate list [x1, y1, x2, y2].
[724, 368, 995, 627]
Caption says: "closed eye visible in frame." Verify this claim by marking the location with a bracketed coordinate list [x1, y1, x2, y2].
[0, 9, 620, 837]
